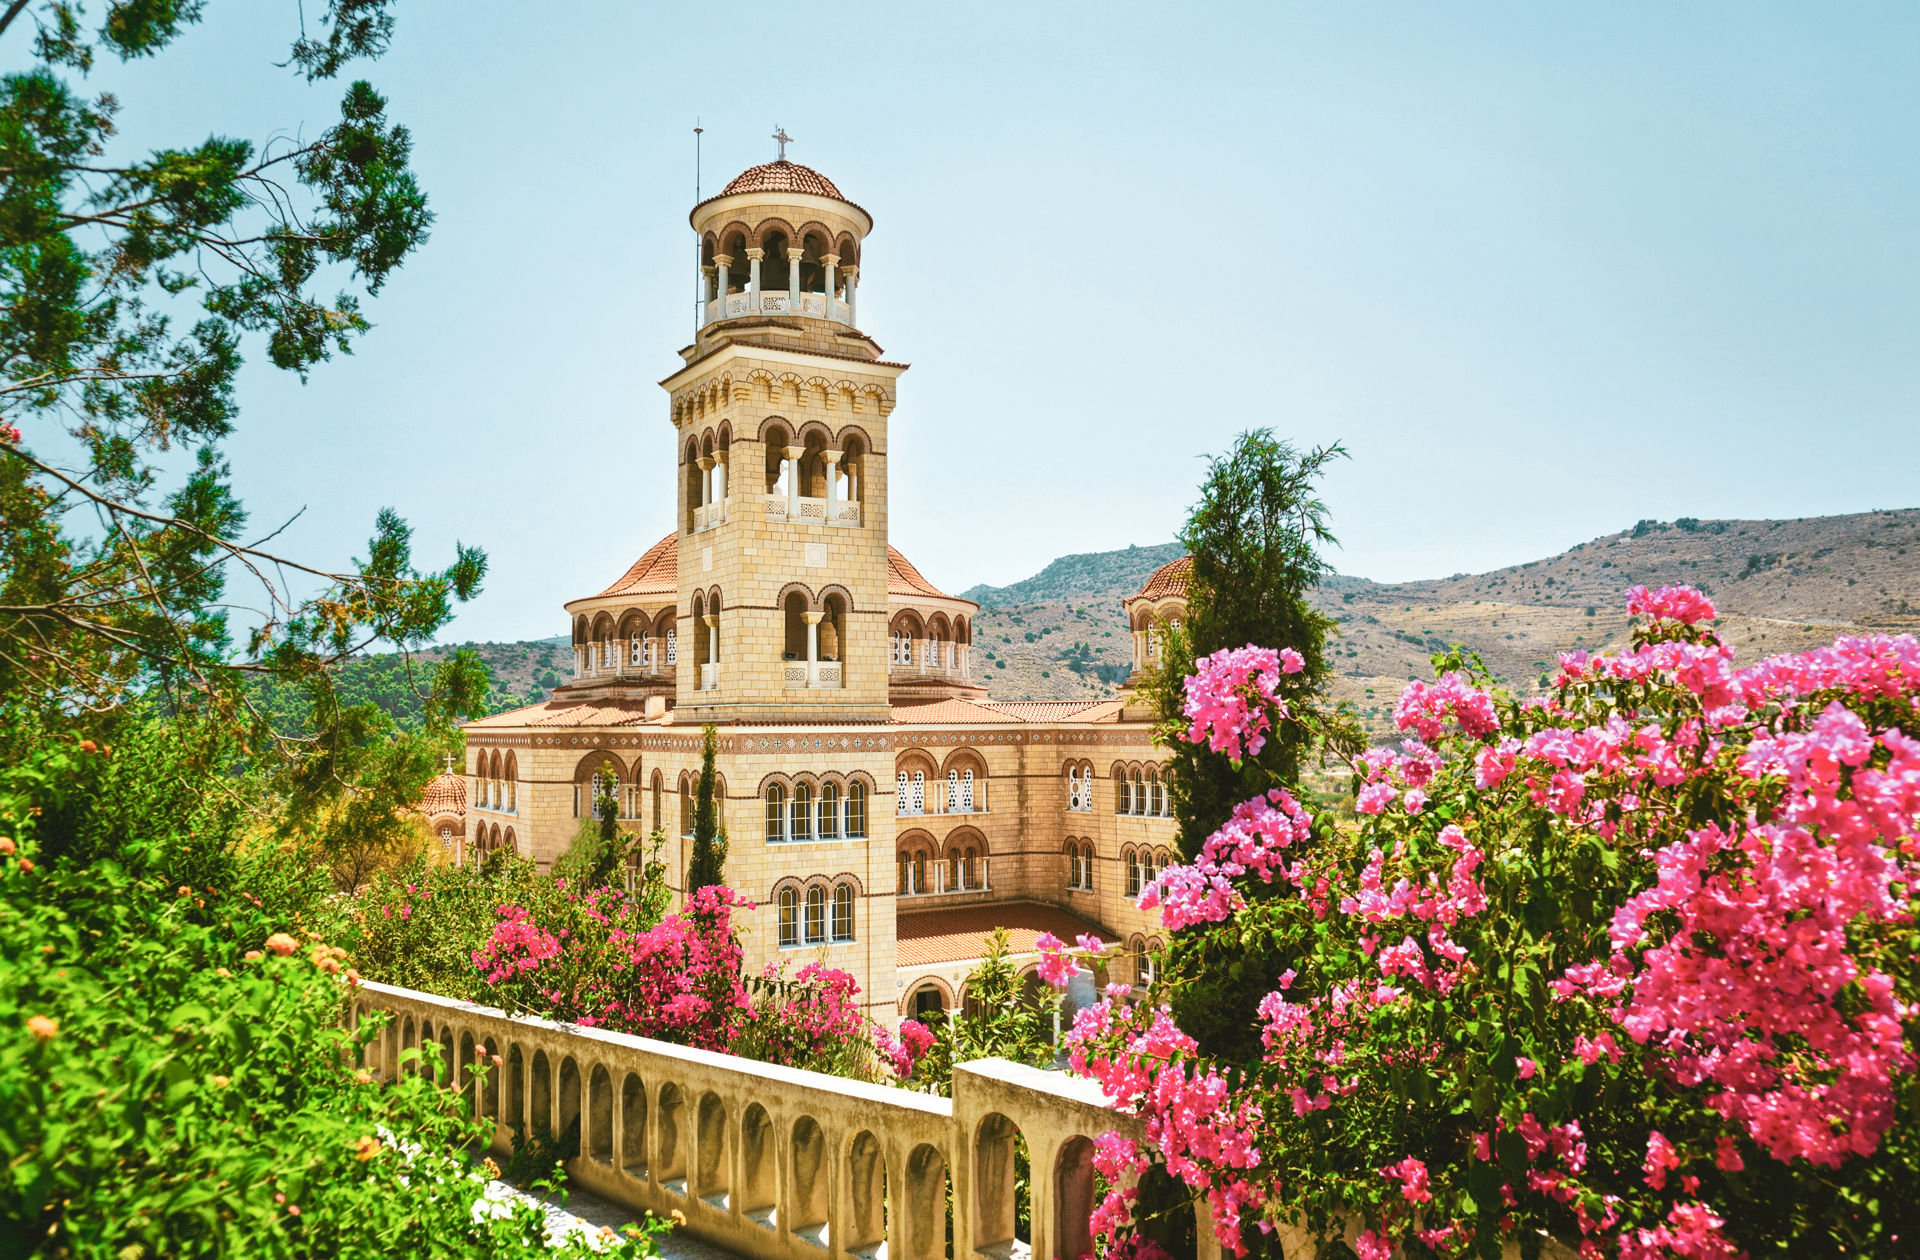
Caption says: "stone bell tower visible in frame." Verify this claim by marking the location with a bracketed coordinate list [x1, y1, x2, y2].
[661, 147, 904, 724]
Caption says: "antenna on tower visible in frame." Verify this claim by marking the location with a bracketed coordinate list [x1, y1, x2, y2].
[693, 119, 705, 335]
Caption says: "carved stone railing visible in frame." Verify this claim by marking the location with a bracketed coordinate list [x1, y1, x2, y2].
[783, 661, 844, 690]
[352, 982, 1144, 1260]
[761, 495, 862, 529]
[707, 293, 850, 324]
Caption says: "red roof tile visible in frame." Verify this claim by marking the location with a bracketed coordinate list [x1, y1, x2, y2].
[979, 700, 1120, 722]
[890, 698, 1024, 726]
[417, 772, 466, 816]
[896, 901, 1119, 969]
[1132, 555, 1191, 602]
[720, 160, 844, 201]
[887, 547, 969, 603]
[594, 533, 678, 600]
[467, 700, 662, 729]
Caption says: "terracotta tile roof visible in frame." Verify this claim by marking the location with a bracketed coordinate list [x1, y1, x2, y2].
[896, 901, 1119, 969]
[720, 160, 844, 201]
[890, 698, 1024, 726]
[467, 700, 661, 729]
[594, 533, 678, 599]
[887, 548, 973, 605]
[978, 700, 1119, 722]
[1132, 555, 1192, 602]
[417, 772, 466, 816]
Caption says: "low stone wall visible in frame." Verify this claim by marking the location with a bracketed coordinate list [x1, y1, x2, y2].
[353, 981, 1139, 1260]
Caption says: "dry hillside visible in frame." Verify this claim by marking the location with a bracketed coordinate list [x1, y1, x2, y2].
[969, 509, 1920, 738]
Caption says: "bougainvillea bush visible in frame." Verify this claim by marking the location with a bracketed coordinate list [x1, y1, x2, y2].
[1066, 588, 1920, 1258]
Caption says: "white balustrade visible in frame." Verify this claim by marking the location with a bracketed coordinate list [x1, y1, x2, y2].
[704, 292, 851, 326]
[760, 493, 860, 528]
[350, 982, 1165, 1260]
[699, 663, 720, 691]
[693, 502, 728, 532]
[782, 661, 845, 690]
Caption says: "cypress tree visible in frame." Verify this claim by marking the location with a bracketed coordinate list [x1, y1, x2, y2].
[1148, 430, 1354, 1063]
[685, 724, 728, 891]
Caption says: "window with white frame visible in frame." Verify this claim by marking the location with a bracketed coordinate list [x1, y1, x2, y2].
[665, 628, 677, 665]
[831, 883, 854, 942]
[818, 783, 840, 839]
[1126, 849, 1141, 897]
[792, 783, 814, 841]
[765, 784, 787, 842]
[778, 888, 799, 946]
[847, 781, 868, 837]
[804, 886, 827, 943]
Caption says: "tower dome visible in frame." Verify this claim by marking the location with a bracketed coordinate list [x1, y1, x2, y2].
[691, 143, 873, 343]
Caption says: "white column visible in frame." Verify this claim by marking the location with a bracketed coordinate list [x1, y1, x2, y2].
[821, 253, 839, 321]
[714, 254, 731, 309]
[787, 247, 804, 308]
[713, 449, 728, 514]
[745, 247, 764, 312]
[785, 444, 806, 517]
[843, 264, 858, 325]
[704, 614, 720, 663]
[697, 454, 715, 512]
[823, 449, 842, 515]
[804, 610, 823, 684]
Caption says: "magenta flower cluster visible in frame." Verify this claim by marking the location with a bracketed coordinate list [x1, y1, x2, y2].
[1181, 644, 1303, 759]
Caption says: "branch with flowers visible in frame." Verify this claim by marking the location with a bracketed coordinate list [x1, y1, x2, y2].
[1057, 587, 1920, 1259]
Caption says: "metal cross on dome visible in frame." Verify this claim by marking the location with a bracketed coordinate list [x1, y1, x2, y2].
[772, 126, 793, 160]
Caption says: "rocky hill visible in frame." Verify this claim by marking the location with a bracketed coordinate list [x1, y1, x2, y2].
[358, 508, 1917, 737]
[968, 508, 1920, 735]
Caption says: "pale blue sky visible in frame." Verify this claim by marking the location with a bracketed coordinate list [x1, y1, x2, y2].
[56, 2, 1920, 642]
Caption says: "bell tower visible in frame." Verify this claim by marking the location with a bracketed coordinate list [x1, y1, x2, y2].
[661, 147, 903, 724]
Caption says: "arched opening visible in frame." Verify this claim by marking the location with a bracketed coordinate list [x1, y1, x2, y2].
[741, 1103, 777, 1228]
[530, 1050, 553, 1141]
[764, 422, 792, 495]
[620, 1072, 648, 1180]
[720, 229, 749, 293]
[832, 881, 856, 942]
[847, 779, 870, 837]
[765, 782, 788, 843]
[974, 1113, 1030, 1252]
[1055, 1136, 1096, 1260]
[400, 1015, 416, 1077]
[656, 1083, 687, 1195]
[506, 1045, 525, 1133]
[820, 591, 847, 663]
[760, 228, 791, 293]
[819, 780, 841, 838]
[458, 1031, 478, 1116]
[792, 781, 815, 841]
[783, 589, 810, 661]
[1135, 1166, 1201, 1260]
[847, 1129, 889, 1260]
[799, 231, 832, 294]
[695, 1091, 730, 1210]
[790, 1116, 830, 1247]
[588, 1063, 613, 1166]
[839, 433, 866, 506]
[908, 982, 947, 1022]
[904, 1143, 952, 1260]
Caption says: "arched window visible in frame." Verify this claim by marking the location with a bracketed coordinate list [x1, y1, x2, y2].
[778, 887, 798, 947]
[679, 780, 693, 837]
[804, 886, 827, 943]
[652, 773, 663, 829]
[948, 848, 961, 892]
[764, 784, 787, 842]
[818, 783, 840, 839]
[896, 771, 909, 817]
[1126, 849, 1141, 897]
[792, 783, 814, 841]
[831, 883, 854, 942]
[946, 770, 960, 814]
[963, 847, 978, 890]
[960, 769, 975, 813]
[912, 850, 927, 895]
[665, 627, 677, 665]
[910, 770, 925, 815]
[847, 781, 868, 837]
[898, 851, 912, 895]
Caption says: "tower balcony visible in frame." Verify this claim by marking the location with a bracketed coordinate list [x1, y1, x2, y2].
[704, 290, 852, 325]
[782, 659, 844, 689]
[761, 493, 862, 528]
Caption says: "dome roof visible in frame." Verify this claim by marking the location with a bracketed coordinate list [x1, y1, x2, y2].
[418, 772, 466, 817]
[719, 160, 845, 201]
[592, 533, 677, 600]
[1132, 555, 1192, 602]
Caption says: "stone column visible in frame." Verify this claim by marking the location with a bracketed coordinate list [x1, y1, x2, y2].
[821, 253, 839, 320]
[713, 448, 728, 516]
[843, 264, 858, 325]
[822, 449, 843, 517]
[703, 614, 720, 663]
[700, 265, 716, 325]
[785, 444, 806, 517]
[697, 453, 715, 512]
[745, 246, 764, 311]
[804, 610, 824, 684]
[714, 254, 731, 308]
[787, 247, 804, 308]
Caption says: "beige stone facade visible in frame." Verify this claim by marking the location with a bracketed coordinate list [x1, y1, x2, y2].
[463, 159, 1189, 1026]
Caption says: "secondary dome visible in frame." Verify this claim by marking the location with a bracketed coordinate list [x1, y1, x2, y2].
[1133, 555, 1192, 602]
[719, 160, 844, 201]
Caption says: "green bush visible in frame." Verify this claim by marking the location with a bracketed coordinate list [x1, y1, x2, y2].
[0, 731, 662, 1258]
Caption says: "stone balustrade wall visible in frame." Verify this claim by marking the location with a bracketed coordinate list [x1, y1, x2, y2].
[353, 981, 1151, 1260]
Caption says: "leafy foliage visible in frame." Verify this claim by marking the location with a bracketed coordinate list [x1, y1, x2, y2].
[685, 724, 726, 891]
